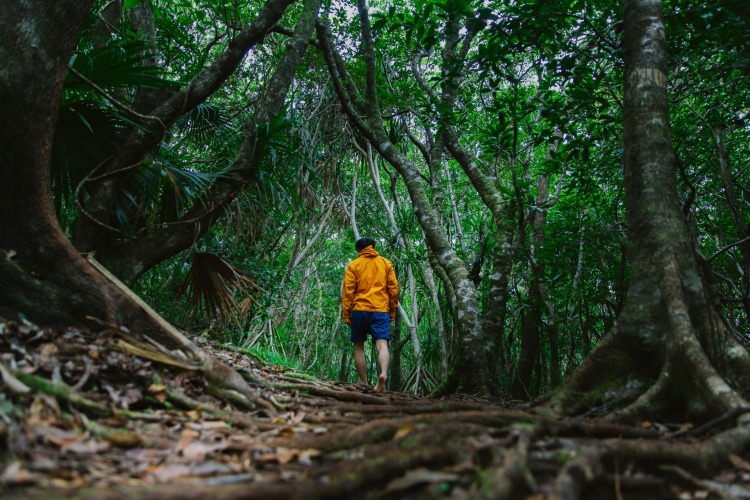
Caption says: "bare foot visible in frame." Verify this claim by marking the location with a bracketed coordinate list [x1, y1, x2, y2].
[374, 374, 386, 393]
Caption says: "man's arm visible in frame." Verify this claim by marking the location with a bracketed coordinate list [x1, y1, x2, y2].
[386, 262, 399, 320]
[341, 265, 356, 324]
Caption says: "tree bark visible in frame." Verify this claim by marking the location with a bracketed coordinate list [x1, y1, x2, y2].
[73, 0, 300, 283]
[0, 0, 273, 413]
[539, 0, 750, 422]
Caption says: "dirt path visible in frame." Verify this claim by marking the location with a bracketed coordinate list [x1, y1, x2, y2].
[1, 317, 748, 499]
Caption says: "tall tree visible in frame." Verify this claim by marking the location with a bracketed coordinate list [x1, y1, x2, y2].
[317, 0, 491, 394]
[69, 0, 311, 285]
[0, 0, 303, 409]
[541, 0, 750, 421]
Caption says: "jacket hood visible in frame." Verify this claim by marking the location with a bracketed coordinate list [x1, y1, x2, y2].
[357, 246, 379, 258]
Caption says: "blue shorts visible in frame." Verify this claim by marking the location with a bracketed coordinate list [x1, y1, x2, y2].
[350, 311, 391, 342]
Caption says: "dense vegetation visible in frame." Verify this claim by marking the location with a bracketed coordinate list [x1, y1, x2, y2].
[2, 0, 749, 407]
[70, 0, 748, 399]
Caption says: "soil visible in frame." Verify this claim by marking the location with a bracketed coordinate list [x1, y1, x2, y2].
[1, 316, 749, 499]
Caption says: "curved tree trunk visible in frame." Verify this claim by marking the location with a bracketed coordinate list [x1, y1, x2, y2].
[0, 0, 271, 413]
[316, 3, 490, 394]
[540, 0, 750, 422]
[72, 0, 301, 284]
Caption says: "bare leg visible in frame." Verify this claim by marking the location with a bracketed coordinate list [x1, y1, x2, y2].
[353, 341, 368, 386]
[374, 339, 390, 393]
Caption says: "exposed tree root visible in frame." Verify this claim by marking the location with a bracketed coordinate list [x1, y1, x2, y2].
[3, 319, 750, 499]
[539, 251, 750, 425]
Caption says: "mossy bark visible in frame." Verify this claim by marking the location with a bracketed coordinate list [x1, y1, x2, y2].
[540, 0, 750, 423]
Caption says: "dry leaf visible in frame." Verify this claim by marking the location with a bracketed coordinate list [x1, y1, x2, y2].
[26, 395, 61, 426]
[298, 448, 322, 466]
[175, 429, 200, 453]
[0, 462, 35, 485]
[394, 424, 416, 439]
[189, 420, 229, 430]
[386, 469, 460, 491]
[39, 343, 58, 356]
[33, 424, 88, 448]
[729, 454, 750, 472]
[150, 464, 193, 483]
[0, 361, 30, 394]
[181, 441, 227, 462]
[104, 428, 142, 449]
[185, 408, 201, 419]
[65, 439, 110, 455]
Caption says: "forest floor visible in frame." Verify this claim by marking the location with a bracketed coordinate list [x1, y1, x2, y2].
[1, 316, 750, 499]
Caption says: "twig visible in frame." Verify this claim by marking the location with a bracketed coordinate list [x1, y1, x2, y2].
[709, 235, 750, 262]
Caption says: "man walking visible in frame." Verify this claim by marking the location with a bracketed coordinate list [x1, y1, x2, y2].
[342, 237, 399, 393]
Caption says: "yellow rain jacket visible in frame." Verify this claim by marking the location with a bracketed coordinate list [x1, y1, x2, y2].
[342, 246, 399, 324]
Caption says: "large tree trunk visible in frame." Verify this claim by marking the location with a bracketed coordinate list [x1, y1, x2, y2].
[540, 0, 750, 422]
[0, 1, 271, 412]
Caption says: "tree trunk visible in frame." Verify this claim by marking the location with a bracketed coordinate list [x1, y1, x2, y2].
[715, 126, 750, 321]
[73, 0, 302, 284]
[316, 4, 490, 394]
[540, 0, 750, 422]
[0, 0, 272, 413]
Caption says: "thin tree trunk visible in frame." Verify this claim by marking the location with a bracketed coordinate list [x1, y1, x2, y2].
[715, 126, 750, 320]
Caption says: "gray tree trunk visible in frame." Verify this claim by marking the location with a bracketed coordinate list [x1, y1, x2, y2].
[540, 0, 750, 422]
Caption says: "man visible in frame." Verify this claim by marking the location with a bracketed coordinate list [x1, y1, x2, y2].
[341, 237, 399, 393]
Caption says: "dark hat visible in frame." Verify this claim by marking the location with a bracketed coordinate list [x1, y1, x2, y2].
[355, 237, 376, 252]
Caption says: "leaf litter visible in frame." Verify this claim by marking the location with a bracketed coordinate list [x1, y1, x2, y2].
[1, 315, 749, 499]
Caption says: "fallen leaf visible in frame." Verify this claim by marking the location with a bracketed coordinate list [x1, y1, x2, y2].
[175, 429, 200, 453]
[188, 420, 229, 431]
[386, 469, 460, 492]
[394, 424, 416, 439]
[730, 454, 750, 472]
[103, 428, 142, 449]
[64, 439, 110, 455]
[180, 441, 227, 462]
[298, 448, 322, 466]
[32, 424, 88, 448]
[0, 361, 30, 394]
[26, 395, 61, 426]
[149, 464, 193, 483]
[0, 462, 35, 485]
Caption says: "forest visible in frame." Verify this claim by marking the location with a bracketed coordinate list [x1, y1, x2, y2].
[1, 0, 750, 497]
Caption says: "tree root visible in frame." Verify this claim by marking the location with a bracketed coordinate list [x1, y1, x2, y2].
[481, 424, 539, 498]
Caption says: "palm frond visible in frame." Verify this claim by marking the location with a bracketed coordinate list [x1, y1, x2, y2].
[112, 151, 227, 232]
[176, 103, 231, 143]
[65, 41, 174, 92]
[178, 252, 263, 328]
[51, 102, 122, 221]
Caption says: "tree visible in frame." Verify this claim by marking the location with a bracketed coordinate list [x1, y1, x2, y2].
[540, 0, 750, 421]
[316, 0, 492, 394]
[0, 0, 311, 410]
